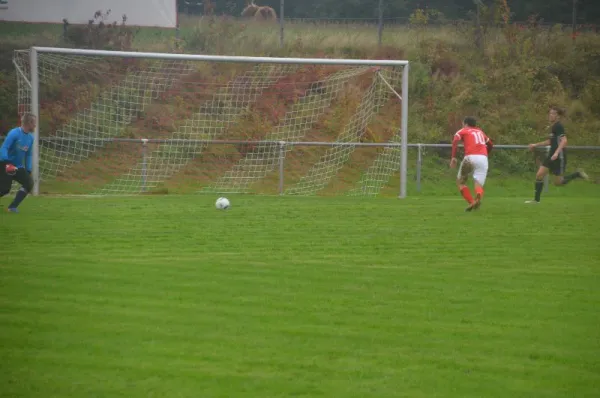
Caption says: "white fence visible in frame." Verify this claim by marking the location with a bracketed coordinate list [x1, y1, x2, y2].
[31, 138, 600, 195]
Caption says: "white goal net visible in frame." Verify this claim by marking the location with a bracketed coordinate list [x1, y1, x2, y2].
[15, 48, 409, 197]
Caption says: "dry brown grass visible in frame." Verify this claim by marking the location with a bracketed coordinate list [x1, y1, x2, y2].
[241, 1, 277, 22]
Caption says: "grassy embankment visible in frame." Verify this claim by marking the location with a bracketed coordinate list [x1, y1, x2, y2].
[0, 18, 598, 195]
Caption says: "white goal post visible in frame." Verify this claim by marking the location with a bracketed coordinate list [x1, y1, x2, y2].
[22, 47, 409, 197]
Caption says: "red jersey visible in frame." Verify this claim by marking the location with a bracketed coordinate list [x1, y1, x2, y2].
[452, 127, 493, 158]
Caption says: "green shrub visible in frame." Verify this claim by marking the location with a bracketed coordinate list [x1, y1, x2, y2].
[0, 70, 17, 132]
[582, 79, 600, 116]
[408, 62, 431, 100]
[184, 16, 247, 54]
[63, 10, 137, 50]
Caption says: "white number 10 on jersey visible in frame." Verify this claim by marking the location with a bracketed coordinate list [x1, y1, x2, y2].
[471, 131, 486, 145]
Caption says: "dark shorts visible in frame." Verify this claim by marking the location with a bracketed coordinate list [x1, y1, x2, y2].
[542, 154, 567, 176]
[0, 161, 33, 194]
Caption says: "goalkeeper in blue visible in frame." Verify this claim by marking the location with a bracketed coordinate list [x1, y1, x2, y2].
[0, 113, 36, 213]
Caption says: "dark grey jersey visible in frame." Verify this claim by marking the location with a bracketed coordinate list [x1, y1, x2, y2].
[549, 122, 565, 155]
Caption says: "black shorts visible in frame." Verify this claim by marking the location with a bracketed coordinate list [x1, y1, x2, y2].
[0, 161, 33, 194]
[542, 153, 567, 176]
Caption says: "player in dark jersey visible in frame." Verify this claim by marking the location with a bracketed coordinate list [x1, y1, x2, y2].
[525, 106, 588, 204]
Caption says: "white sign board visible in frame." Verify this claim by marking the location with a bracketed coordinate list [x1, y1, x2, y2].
[0, 0, 177, 28]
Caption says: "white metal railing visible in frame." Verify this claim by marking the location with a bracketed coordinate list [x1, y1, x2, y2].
[31, 137, 599, 195]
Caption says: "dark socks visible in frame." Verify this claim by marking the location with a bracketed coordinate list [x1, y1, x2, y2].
[9, 188, 28, 209]
[534, 180, 544, 202]
[561, 171, 581, 185]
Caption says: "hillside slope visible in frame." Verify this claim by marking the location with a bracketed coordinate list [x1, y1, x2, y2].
[1, 19, 599, 195]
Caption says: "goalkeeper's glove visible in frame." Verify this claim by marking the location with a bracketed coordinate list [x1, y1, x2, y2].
[5, 163, 17, 176]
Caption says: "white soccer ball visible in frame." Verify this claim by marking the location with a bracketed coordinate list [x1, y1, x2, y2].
[215, 197, 230, 210]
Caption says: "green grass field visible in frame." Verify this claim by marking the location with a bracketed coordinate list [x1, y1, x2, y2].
[1, 190, 599, 398]
[1, 13, 599, 396]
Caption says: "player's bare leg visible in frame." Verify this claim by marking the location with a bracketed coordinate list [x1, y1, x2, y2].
[553, 175, 564, 186]
[456, 161, 474, 209]
[526, 166, 548, 204]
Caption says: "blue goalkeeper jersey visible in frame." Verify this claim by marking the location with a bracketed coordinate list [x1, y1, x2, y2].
[0, 127, 33, 172]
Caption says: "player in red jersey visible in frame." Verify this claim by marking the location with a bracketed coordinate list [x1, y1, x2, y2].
[450, 117, 494, 212]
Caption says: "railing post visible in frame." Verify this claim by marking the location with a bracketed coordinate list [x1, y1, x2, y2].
[141, 138, 148, 192]
[377, 0, 384, 46]
[416, 144, 422, 192]
[278, 141, 285, 195]
[544, 145, 550, 192]
[279, 0, 285, 48]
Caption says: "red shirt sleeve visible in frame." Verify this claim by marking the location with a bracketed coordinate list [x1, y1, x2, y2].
[451, 130, 462, 158]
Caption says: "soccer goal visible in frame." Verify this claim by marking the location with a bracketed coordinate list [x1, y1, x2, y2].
[14, 47, 409, 197]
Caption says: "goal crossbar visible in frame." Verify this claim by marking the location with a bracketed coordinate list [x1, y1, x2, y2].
[31, 46, 410, 67]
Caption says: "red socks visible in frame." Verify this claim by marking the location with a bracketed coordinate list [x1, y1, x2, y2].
[460, 186, 474, 204]
[475, 186, 484, 199]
